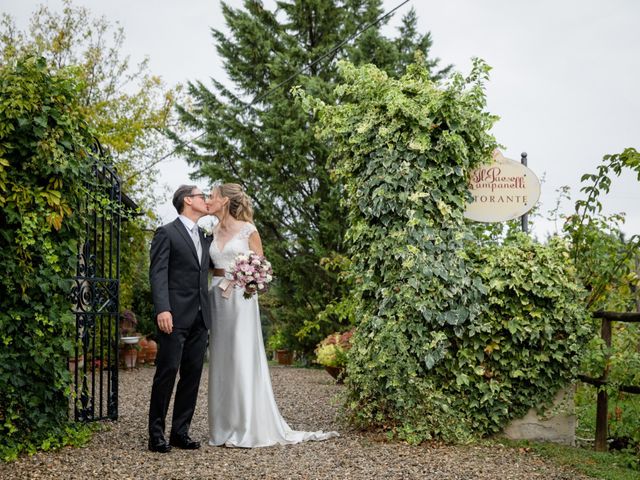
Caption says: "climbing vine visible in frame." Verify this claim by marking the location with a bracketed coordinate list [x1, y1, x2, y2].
[297, 56, 590, 442]
[0, 55, 97, 460]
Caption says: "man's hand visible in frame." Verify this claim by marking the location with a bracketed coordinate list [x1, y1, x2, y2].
[157, 311, 173, 334]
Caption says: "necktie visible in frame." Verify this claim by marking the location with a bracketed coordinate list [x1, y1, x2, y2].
[191, 225, 202, 263]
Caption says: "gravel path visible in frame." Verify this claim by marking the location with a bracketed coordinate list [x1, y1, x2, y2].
[1, 365, 591, 479]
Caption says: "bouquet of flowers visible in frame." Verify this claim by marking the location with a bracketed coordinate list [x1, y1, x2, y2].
[227, 251, 274, 299]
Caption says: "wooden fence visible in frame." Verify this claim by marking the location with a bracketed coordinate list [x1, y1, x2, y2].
[577, 310, 640, 451]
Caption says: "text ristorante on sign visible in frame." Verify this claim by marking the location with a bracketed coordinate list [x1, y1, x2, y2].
[472, 194, 528, 204]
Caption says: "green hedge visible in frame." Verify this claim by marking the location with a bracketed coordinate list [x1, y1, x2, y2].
[0, 55, 96, 460]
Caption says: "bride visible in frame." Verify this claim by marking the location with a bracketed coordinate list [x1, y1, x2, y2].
[206, 183, 339, 448]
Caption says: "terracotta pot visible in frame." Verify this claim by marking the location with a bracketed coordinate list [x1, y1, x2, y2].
[138, 337, 148, 365]
[145, 338, 158, 365]
[324, 365, 345, 384]
[275, 349, 293, 365]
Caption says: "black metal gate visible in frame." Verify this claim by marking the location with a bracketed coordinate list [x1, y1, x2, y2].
[69, 151, 123, 422]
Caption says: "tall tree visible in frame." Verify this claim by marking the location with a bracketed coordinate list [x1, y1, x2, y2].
[0, 0, 180, 206]
[176, 0, 451, 355]
[1, 0, 183, 320]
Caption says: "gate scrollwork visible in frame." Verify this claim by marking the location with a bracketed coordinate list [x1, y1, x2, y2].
[70, 150, 125, 422]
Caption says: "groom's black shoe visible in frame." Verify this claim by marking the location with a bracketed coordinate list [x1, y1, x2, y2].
[169, 434, 201, 450]
[148, 437, 172, 453]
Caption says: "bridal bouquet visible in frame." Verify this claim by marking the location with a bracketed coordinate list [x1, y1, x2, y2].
[227, 251, 274, 299]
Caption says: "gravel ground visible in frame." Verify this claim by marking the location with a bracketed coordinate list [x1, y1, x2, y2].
[1, 365, 592, 479]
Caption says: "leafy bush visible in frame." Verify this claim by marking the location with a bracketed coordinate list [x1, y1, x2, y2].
[0, 55, 97, 460]
[563, 148, 640, 311]
[299, 57, 590, 443]
[314, 330, 354, 368]
[463, 234, 591, 434]
[559, 149, 640, 401]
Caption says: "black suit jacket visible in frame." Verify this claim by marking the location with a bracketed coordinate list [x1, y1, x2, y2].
[149, 218, 212, 329]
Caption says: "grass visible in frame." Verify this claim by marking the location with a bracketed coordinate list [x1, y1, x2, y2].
[496, 439, 639, 480]
[491, 384, 640, 480]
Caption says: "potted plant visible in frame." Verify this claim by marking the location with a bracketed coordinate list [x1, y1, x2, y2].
[134, 308, 159, 366]
[120, 309, 138, 337]
[120, 309, 141, 369]
[266, 328, 293, 365]
[314, 329, 354, 383]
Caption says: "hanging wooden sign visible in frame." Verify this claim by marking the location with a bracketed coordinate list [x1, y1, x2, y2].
[464, 150, 541, 223]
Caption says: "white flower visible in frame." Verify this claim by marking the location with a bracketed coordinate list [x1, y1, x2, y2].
[201, 224, 215, 237]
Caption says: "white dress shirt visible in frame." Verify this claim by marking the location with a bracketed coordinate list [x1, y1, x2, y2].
[179, 215, 202, 263]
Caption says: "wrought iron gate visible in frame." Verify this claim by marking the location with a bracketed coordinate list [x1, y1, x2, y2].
[69, 150, 123, 422]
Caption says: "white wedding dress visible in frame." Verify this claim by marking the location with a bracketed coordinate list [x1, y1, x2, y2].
[207, 221, 339, 447]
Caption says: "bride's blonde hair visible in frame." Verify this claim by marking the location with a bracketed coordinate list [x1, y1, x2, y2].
[217, 183, 254, 223]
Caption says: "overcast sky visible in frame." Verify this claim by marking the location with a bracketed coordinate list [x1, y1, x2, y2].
[4, 0, 639, 239]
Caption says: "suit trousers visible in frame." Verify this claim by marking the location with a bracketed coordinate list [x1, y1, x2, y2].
[148, 311, 208, 441]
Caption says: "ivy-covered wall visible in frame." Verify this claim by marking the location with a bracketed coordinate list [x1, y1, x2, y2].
[298, 57, 590, 443]
[0, 56, 96, 460]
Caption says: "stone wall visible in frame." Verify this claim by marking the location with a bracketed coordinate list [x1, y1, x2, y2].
[502, 386, 576, 446]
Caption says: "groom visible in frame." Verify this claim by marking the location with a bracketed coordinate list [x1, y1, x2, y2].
[148, 185, 212, 453]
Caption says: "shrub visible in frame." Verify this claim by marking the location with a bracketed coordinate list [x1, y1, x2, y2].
[462, 234, 591, 434]
[314, 330, 354, 368]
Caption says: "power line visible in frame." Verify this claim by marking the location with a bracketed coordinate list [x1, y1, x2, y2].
[249, 0, 410, 107]
[125, 0, 411, 182]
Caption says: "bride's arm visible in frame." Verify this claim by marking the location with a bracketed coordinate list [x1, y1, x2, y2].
[248, 230, 264, 256]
